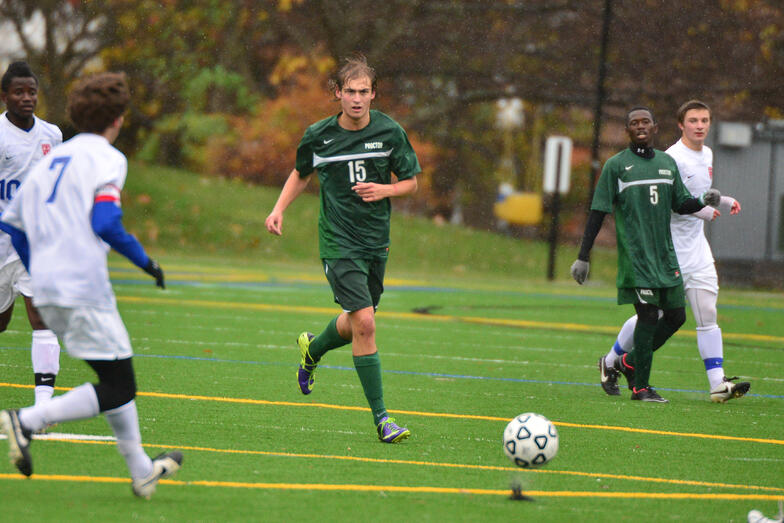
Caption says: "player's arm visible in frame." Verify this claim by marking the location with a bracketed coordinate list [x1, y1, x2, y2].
[0, 220, 30, 271]
[672, 164, 721, 214]
[357, 126, 421, 203]
[693, 206, 720, 222]
[0, 193, 30, 270]
[570, 210, 607, 284]
[265, 168, 310, 236]
[352, 176, 417, 202]
[91, 184, 164, 288]
[675, 189, 720, 214]
[719, 195, 741, 215]
[572, 159, 617, 284]
[690, 194, 738, 222]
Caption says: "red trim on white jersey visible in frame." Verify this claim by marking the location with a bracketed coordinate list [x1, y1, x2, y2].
[94, 183, 121, 205]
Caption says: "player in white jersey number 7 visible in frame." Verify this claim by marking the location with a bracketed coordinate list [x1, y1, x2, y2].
[0, 72, 181, 498]
[598, 100, 750, 403]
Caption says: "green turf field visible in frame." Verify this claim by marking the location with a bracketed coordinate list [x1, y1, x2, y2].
[1, 255, 782, 522]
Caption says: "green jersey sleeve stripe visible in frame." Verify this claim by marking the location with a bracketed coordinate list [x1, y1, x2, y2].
[313, 149, 394, 167]
[618, 177, 673, 193]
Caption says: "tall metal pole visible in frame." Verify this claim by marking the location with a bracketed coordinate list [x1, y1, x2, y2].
[587, 0, 613, 210]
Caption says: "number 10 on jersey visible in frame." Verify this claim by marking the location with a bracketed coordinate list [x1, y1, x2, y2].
[348, 160, 366, 183]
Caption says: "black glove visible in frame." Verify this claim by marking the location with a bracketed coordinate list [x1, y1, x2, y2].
[143, 258, 165, 289]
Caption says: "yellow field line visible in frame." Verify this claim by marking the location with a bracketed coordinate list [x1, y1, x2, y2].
[115, 295, 784, 344]
[2, 382, 782, 446]
[34, 437, 784, 493]
[0, 473, 781, 500]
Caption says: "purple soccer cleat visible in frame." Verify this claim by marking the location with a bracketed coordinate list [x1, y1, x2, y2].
[377, 416, 411, 443]
[297, 332, 317, 395]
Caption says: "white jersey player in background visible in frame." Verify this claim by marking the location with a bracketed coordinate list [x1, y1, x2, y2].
[0, 61, 63, 406]
[598, 100, 751, 403]
[0, 72, 182, 498]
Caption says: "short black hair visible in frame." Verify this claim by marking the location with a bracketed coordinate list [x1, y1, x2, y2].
[626, 106, 656, 124]
[1, 61, 38, 93]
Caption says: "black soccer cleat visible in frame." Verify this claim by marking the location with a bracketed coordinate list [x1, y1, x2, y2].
[598, 356, 620, 396]
[616, 353, 635, 391]
[631, 387, 668, 403]
[0, 409, 33, 476]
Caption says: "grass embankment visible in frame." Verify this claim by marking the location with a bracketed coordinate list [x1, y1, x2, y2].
[121, 162, 617, 285]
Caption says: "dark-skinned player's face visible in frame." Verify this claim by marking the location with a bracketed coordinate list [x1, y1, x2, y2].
[1, 77, 38, 122]
[626, 109, 657, 147]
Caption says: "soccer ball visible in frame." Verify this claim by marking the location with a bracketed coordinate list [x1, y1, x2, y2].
[503, 412, 558, 468]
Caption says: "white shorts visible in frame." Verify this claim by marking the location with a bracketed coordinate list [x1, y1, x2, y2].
[682, 263, 719, 294]
[0, 259, 32, 312]
[37, 305, 133, 360]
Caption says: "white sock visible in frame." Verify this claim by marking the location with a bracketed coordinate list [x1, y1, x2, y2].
[31, 330, 61, 405]
[18, 383, 99, 432]
[697, 326, 725, 390]
[616, 315, 637, 352]
[604, 343, 621, 368]
[31, 329, 61, 375]
[34, 386, 55, 405]
[104, 400, 153, 480]
[706, 368, 725, 390]
[605, 315, 637, 367]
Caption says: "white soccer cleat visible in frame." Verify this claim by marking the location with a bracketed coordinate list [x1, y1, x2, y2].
[131, 450, 183, 499]
[710, 376, 751, 403]
[748, 500, 784, 523]
[0, 409, 33, 476]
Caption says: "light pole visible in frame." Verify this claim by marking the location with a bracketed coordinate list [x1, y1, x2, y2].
[587, 0, 613, 210]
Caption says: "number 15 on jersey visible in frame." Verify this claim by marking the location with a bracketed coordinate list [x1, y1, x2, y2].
[348, 160, 366, 183]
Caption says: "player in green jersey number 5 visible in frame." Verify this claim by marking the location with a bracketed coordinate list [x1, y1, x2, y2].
[571, 107, 721, 403]
[265, 56, 420, 442]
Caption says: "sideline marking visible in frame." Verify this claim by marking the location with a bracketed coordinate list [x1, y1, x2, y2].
[2, 382, 782, 446]
[0, 473, 782, 500]
[24, 434, 784, 494]
[116, 295, 784, 345]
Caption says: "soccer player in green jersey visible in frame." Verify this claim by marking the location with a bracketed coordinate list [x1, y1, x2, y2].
[570, 107, 721, 403]
[265, 56, 420, 442]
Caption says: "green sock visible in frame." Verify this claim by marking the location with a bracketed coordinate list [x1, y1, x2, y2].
[651, 317, 681, 352]
[353, 352, 387, 425]
[630, 320, 657, 390]
[310, 316, 350, 362]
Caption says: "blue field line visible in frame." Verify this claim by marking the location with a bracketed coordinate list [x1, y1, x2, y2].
[3, 345, 782, 400]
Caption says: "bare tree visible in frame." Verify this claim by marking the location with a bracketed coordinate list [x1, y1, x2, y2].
[0, 0, 107, 126]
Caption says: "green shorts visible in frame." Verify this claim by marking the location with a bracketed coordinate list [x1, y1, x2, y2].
[323, 258, 387, 312]
[618, 283, 685, 309]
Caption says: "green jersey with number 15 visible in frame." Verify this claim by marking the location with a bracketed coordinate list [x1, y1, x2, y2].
[296, 110, 421, 259]
[591, 148, 692, 289]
